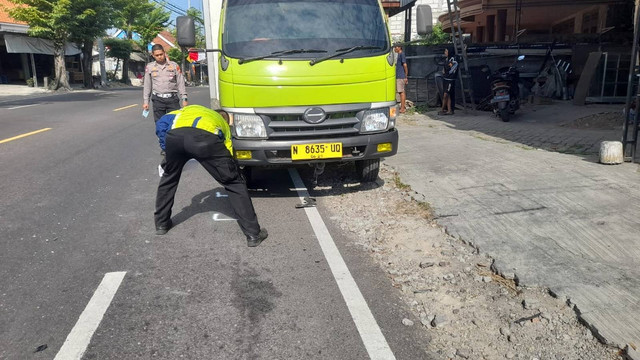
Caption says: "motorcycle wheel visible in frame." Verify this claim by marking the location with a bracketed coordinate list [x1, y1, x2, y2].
[499, 108, 510, 122]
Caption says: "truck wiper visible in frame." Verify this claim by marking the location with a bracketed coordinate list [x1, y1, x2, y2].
[309, 46, 382, 66]
[238, 49, 327, 65]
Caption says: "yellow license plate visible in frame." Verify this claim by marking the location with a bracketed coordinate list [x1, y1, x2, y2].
[291, 142, 342, 160]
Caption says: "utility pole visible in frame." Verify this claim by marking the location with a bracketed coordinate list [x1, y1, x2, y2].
[98, 37, 107, 86]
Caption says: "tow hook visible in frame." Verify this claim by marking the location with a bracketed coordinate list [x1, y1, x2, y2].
[312, 162, 325, 186]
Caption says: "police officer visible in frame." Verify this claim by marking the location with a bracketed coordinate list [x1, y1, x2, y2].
[143, 44, 188, 122]
[154, 105, 268, 247]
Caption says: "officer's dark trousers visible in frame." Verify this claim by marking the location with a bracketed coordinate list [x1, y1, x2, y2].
[152, 94, 181, 122]
[154, 128, 260, 237]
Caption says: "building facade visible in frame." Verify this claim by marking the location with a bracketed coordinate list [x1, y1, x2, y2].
[381, 0, 632, 43]
[437, 0, 631, 44]
[1, 0, 83, 86]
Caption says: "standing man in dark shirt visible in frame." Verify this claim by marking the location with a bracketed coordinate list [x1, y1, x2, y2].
[394, 44, 409, 113]
[439, 48, 458, 115]
[142, 44, 188, 123]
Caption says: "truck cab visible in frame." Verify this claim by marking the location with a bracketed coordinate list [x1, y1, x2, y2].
[180, 0, 401, 182]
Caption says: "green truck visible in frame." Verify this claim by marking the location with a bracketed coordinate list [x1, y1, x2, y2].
[180, 0, 400, 182]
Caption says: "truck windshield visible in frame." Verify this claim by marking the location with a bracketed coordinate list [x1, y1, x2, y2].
[223, 0, 389, 60]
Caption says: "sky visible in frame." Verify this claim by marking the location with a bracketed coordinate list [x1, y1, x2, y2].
[106, 0, 203, 37]
[158, 0, 203, 24]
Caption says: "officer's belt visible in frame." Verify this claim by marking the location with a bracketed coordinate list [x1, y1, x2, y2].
[153, 92, 176, 98]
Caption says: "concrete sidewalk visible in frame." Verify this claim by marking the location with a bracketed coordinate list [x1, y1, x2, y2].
[0, 83, 134, 104]
[0, 84, 51, 100]
[387, 103, 640, 349]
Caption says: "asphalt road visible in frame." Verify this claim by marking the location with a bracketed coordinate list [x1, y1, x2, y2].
[0, 87, 430, 360]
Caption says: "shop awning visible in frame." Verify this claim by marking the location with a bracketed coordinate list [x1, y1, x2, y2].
[4, 34, 81, 55]
[130, 51, 148, 62]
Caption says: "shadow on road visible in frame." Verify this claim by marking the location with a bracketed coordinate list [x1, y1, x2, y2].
[171, 188, 234, 227]
[245, 162, 384, 200]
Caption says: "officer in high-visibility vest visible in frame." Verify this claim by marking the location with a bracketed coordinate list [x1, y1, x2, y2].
[143, 44, 188, 122]
[154, 105, 268, 247]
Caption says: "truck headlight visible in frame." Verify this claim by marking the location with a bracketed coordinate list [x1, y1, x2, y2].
[361, 109, 389, 133]
[233, 114, 267, 138]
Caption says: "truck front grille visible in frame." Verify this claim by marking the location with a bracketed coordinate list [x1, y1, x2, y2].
[263, 110, 362, 140]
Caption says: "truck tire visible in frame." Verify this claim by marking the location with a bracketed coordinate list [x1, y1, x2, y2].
[355, 158, 380, 182]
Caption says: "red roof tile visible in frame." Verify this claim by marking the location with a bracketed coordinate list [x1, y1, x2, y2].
[0, 0, 26, 24]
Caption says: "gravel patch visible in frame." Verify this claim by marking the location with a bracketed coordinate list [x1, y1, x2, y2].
[308, 163, 622, 360]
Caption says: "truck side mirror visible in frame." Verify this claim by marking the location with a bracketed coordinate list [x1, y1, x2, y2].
[176, 16, 196, 48]
[416, 5, 433, 36]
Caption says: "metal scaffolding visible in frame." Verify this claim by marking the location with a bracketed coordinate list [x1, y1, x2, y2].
[446, 0, 475, 112]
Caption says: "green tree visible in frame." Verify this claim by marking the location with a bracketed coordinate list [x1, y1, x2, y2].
[68, 0, 120, 88]
[417, 24, 450, 45]
[134, 5, 170, 62]
[167, 47, 186, 64]
[8, 0, 75, 90]
[104, 37, 133, 81]
[113, 0, 154, 84]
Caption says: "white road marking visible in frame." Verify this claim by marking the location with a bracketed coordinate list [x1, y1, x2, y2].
[7, 104, 37, 110]
[54, 272, 127, 360]
[288, 168, 396, 360]
[213, 213, 236, 221]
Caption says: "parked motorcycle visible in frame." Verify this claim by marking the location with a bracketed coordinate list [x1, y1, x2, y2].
[490, 55, 525, 122]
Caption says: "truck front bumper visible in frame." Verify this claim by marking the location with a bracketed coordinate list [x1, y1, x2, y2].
[233, 129, 399, 166]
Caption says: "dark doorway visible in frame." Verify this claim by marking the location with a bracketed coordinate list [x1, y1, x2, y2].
[497, 9, 507, 42]
[476, 26, 485, 43]
[486, 15, 495, 42]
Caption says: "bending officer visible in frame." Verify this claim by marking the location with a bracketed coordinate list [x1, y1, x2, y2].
[154, 105, 268, 247]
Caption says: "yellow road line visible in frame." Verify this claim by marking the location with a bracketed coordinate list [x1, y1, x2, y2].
[113, 104, 138, 112]
[0, 128, 52, 144]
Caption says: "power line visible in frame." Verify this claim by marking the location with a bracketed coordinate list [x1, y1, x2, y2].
[165, 2, 188, 15]
[151, 0, 188, 17]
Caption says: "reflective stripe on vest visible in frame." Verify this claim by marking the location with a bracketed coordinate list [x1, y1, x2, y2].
[171, 113, 222, 137]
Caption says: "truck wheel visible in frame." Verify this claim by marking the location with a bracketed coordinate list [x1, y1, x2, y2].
[355, 159, 380, 182]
